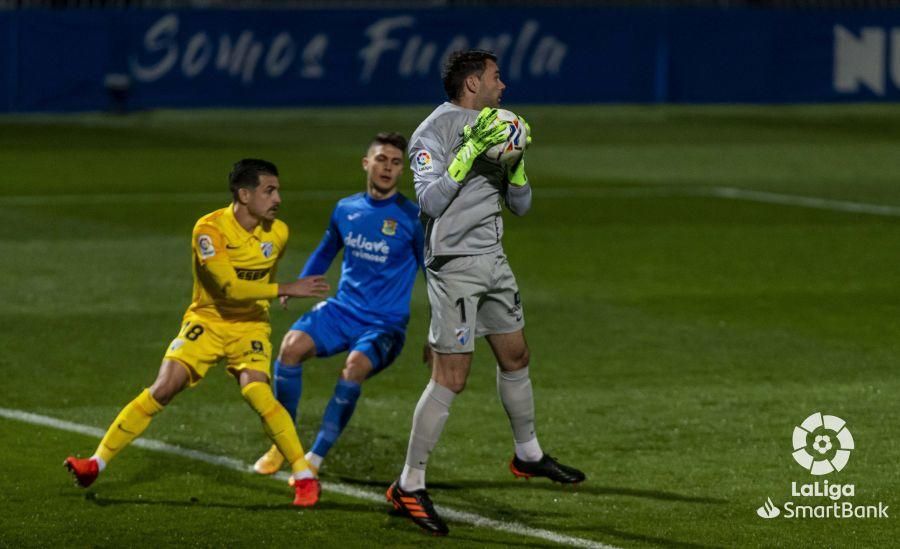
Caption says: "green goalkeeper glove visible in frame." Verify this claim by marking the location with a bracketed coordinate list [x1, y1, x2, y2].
[508, 157, 528, 186]
[448, 107, 510, 183]
[507, 117, 532, 187]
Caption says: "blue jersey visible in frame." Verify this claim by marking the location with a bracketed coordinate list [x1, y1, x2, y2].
[300, 192, 425, 328]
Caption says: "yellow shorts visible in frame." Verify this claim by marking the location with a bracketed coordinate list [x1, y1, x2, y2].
[163, 312, 272, 386]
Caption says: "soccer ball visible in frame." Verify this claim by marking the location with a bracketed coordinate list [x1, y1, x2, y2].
[484, 109, 528, 166]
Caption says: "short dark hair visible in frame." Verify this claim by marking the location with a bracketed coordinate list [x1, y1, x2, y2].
[442, 49, 498, 101]
[369, 132, 408, 154]
[229, 158, 278, 200]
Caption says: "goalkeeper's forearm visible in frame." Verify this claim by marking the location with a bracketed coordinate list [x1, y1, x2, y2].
[416, 172, 463, 218]
[505, 181, 532, 216]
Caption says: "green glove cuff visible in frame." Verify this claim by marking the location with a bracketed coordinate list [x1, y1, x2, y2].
[448, 142, 477, 183]
[508, 157, 528, 186]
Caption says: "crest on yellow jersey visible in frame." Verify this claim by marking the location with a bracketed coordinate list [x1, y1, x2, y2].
[260, 241, 274, 258]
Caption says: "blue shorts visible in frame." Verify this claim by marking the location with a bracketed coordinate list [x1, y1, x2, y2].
[290, 300, 406, 375]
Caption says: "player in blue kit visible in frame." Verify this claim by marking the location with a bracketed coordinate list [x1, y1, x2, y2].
[253, 132, 424, 476]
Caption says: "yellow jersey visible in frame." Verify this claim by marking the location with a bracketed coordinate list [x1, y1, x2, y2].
[186, 205, 289, 322]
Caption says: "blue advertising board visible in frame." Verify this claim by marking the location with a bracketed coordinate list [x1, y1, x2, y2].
[2, 7, 900, 112]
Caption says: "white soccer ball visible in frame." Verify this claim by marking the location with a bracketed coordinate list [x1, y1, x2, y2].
[484, 109, 528, 166]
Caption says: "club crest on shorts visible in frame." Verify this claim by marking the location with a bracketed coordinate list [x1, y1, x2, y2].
[455, 326, 470, 346]
[509, 292, 523, 322]
[381, 218, 398, 236]
[260, 241, 274, 258]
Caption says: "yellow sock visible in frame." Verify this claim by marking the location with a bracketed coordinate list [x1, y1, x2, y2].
[95, 388, 163, 464]
[241, 382, 311, 477]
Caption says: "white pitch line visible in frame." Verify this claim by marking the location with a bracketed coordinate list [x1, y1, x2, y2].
[5, 185, 895, 218]
[0, 187, 687, 206]
[536, 187, 699, 199]
[537, 185, 900, 218]
[0, 407, 616, 549]
[0, 190, 348, 206]
[706, 187, 900, 217]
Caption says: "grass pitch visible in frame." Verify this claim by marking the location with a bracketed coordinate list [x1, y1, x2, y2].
[1, 104, 899, 548]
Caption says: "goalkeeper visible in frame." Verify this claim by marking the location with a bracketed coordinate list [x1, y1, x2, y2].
[386, 49, 585, 537]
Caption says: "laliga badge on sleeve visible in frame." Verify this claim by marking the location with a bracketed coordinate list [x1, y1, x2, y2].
[414, 150, 434, 174]
[197, 234, 216, 259]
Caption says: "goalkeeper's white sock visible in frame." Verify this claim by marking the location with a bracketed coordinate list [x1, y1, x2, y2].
[497, 366, 543, 461]
[400, 465, 426, 492]
[515, 438, 544, 462]
[400, 380, 455, 492]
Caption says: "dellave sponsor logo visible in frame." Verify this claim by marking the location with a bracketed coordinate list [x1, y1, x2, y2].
[344, 231, 390, 263]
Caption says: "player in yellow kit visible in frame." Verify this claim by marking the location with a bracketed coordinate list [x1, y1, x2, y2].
[64, 159, 330, 507]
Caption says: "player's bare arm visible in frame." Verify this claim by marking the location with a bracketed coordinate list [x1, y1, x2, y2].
[279, 276, 330, 299]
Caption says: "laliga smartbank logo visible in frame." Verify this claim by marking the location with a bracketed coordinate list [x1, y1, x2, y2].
[791, 412, 853, 475]
[756, 412, 889, 520]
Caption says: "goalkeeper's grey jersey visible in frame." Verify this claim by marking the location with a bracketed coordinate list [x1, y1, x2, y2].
[409, 102, 532, 263]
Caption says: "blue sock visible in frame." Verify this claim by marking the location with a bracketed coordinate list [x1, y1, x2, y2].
[273, 359, 303, 422]
[311, 378, 362, 458]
